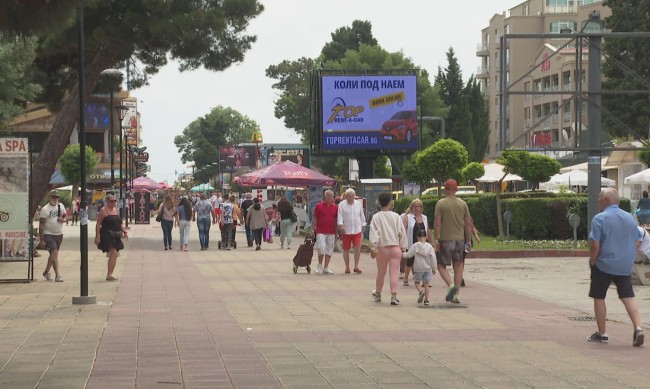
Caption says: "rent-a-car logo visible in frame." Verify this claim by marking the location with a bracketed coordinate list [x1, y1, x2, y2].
[327, 98, 364, 124]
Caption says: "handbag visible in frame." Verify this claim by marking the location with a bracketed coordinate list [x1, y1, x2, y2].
[107, 230, 124, 239]
[290, 211, 298, 223]
[155, 207, 163, 222]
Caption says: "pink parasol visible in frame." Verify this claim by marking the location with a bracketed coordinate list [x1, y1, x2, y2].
[130, 176, 162, 191]
[237, 160, 336, 187]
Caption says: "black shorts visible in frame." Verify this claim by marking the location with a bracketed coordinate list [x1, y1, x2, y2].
[405, 257, 415, 267]
[589, 265, 635, 300]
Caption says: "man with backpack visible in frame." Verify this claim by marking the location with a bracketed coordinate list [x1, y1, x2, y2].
[39, 190, 66, 282]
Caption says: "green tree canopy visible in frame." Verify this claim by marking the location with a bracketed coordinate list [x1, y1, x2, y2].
[435, 48, 490, 161]
[602, 0, 650, 138]
[58, 144, 97, 197]
[1, 0, 263, 215]
[0, 36, 42, 131]
[499, 150, 560, 190]
[416, 139, 468, 198]
[321, 20, 378, 62]
[373, 156, 391, 178]
[462, 162, 485, 183]
[174, 106, 259, 184]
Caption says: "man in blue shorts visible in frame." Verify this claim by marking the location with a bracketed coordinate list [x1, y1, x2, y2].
[587, 188, 644, 346]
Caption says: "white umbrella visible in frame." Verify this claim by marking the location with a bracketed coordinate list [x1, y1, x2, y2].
[624, 168, 650, 185]
[476, 163, 523, 183]
[545, 170, 615, 187]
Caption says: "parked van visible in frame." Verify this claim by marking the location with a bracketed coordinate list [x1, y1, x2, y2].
[421, 185, 476, 197]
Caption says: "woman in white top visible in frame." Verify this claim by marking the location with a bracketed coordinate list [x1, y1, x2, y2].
[401, 198, 429, 286]
[369, 192, 408, 305]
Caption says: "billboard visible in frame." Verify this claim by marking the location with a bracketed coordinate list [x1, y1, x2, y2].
[219, 146, 257, 171]
[320, 75, 418, 151]
[0, 138, 29, 261]
[121, 99, 139, 146]
[266, 147, 310, 168]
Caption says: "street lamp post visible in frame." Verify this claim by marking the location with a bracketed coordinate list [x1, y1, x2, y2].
[72, 6, 95, 305]
[116, 105, 128, 220]
[99, 69, 124, 189]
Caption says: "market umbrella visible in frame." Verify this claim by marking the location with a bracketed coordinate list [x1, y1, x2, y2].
[237, 160, 336, 187]
[624, 168, 650, 185]
[130, 176, 161, 191]
[544, 170, 615, 187]
[476, 162, 523, 183]
[191, 183, 215, 192]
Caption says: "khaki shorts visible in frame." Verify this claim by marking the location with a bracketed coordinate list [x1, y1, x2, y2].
[438, 240, 464, 266]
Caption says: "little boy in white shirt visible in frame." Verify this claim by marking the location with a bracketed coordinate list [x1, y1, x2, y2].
[402, 227, 437, 305]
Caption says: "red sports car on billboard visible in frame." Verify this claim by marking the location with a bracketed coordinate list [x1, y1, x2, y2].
[380, 110, 418, 142]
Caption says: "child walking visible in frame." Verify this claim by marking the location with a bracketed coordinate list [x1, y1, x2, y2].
[402, 227, 437, 305]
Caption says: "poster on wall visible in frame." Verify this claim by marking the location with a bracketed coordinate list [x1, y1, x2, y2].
[0, 138, 30, 261]
[133, 191, 151, 225]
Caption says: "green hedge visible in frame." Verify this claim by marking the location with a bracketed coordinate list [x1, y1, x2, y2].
[394, 193, 631, 240]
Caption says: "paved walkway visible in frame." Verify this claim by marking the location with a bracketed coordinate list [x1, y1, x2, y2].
[0, 222, 649, 388]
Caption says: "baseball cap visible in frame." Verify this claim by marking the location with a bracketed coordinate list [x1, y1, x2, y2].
[444, 179, 458, 191]
[49, 189, 60, 197]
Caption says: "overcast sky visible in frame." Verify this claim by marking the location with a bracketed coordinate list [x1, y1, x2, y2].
[137, 0, 516, 183]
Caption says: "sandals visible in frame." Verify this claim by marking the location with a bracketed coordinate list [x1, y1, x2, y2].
[403, 280, 409, 286]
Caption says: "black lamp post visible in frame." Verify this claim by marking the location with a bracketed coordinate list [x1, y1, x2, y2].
[99, 68, 124, 189]
[73, 6, 95, 305]
[116, 105, 128, 220]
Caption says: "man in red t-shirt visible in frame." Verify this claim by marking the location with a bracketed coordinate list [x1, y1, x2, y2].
[312, 190, 338, 274]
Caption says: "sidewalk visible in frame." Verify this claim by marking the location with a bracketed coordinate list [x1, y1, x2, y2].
[0, 222, 648, 388]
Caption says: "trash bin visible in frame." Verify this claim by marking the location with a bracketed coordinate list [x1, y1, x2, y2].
[87, 207, 98, 221]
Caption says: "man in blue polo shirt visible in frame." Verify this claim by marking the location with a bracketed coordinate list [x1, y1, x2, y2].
[587, 188, 644, 346]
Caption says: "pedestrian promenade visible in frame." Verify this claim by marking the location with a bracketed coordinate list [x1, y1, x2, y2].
[0, 222, 649, 388]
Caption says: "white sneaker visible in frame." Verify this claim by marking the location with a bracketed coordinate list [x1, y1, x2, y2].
[280, 243, 284, 249]
[323, 267, 333, 274]
[287, 245, 291, 250]
[55, 274, 64, 282]
[316, 264, 323, 274]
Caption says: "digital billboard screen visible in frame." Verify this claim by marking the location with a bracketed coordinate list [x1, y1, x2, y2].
[266, 147, 310, 168]
[219, 146, 257, 171]
[320, 75, 418, 151]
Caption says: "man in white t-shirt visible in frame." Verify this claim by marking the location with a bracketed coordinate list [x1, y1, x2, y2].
[39, 190, 66, 282]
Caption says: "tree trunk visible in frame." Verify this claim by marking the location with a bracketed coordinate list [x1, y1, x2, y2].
[29, 47, 119, 216]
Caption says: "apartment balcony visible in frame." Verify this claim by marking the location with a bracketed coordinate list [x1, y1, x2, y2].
[476, 65, 489, 79]
[476, 43, 489, 56]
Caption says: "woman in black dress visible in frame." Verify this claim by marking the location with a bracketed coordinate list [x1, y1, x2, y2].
[95, 194, 127, 281]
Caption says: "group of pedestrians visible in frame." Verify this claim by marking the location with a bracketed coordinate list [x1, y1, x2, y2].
[368, 179, 473, 306]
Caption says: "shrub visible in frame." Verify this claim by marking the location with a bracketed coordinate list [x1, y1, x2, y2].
[393, 192, 631, 240]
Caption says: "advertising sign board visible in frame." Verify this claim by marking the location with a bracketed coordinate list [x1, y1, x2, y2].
[219, 146, 257, 171]
[133, 191, 151, 224]
[0, 138, 29, 261]
[320, 75, 418, 151]
[266, 147, 310, 168]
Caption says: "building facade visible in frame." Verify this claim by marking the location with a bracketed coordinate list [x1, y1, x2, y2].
[477, 0, 609, 159]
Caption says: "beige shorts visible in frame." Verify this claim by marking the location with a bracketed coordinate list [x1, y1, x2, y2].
[315, 234, 335, 257]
